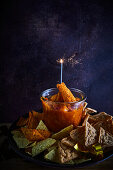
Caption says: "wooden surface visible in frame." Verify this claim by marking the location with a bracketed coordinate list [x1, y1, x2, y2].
[0, 124, 113, 170]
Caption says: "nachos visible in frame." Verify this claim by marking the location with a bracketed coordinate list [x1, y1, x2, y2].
[11, 82, 113, 164]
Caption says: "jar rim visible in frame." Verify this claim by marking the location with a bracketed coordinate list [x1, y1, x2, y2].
[40, 88, 87, 104]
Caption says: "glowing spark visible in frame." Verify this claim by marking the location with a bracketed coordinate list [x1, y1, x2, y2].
[56, 57, 65, 63]
[67, 53, 82, 67]
[60, 59, 64, 64]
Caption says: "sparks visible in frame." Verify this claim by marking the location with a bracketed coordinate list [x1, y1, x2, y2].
[56, 52, 82, 68]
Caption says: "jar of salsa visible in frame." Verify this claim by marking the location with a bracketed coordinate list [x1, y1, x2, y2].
[41, 88, 86, 132]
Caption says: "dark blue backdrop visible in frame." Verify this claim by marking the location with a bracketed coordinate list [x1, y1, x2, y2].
[1, 0, 113, 122]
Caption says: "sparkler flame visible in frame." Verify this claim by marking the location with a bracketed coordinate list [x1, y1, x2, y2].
[60, 59, 63, 64]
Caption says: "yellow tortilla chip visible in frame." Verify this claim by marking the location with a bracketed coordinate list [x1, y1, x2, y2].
[13, 136, 31, 148]
[44, 148, 59, 163]
[32, 138, 56, 157]
[47, 144, 57, 152]
[25, 141, 37, 148]
[36, 120, 48, 131]
[52, 125, 73, 140]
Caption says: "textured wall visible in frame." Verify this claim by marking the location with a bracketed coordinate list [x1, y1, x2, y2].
[1, 0, 113, 122]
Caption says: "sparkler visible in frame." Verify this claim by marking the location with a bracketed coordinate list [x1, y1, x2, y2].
[56, 53, 82, 83]
[60, 59, 63, 83]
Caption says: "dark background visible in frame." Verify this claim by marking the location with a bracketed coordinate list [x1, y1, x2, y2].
[0, 0, 113, 123]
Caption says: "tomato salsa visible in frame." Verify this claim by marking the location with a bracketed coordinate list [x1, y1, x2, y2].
[41, 83, 86, 132]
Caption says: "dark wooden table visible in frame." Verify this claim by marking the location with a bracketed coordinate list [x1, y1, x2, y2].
[0, 123, 113, 170]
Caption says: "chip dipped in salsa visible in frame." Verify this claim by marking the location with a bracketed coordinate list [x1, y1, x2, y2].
[41, 82, 86, 132]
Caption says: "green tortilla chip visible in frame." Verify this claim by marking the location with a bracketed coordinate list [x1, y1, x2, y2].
[36, 120, 48, 130]
[51, 125, 73, 140]
[47, 145, 57, 152]
[32, 138, 56, 157]
[13, 136, 31, 148]
[11, 130, 24, 138]
[44, 148, 59, 163]
[25, 141, 37, 148]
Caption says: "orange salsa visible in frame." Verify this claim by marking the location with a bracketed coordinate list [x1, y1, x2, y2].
[41, 82, 85, 132]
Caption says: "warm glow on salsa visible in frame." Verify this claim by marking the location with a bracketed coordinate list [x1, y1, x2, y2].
[41, 82, 85, 132]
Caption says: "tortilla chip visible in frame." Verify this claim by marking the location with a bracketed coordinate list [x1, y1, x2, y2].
[32, 138, 56, 157]
[61, 137, 75, 147]
[21, 127, 44, 141]
[49, 92, 64, 102]
[13, 136, 30, 148]
[25, 141, 37, 148]
[88, 112, 112, 127]
[99, 127, 113, 148]
[25, 142, 38, 155]
[82, 114, 90, 126]
[44, 148, 59, 163]
[85, 108, 97, 114]
[32, 110, 39, 117]
[55, 92, 64, 102]
[37, 113, 44, 121]
[85, 121, 97, 147]
[82, 102, 88, 119]
[92, 112, 112, 121]
[87, 116, 98, 125]
[71, 126, 88, 152]
[93, 119, 112, 135]
[32, 110, 43, 120]
[49, 94, 58, 101]
[11, 129, 24, 138]
[57, 82, 76, 102]
[37, 129, 51, 139]
[52, 125, 73, 140]
[82, 111, 87, 120]
[83, 102, 88, 110]
[16, 117, 28, 127]
[58, 142, 78, 163]
[74, 143, 89, 153]
[36, 120, 48, 131]
[27, 111, 39, 129]
[70, 126, 85, 142]
[70, 122, 97, 150]
[47, 144, 58, 152]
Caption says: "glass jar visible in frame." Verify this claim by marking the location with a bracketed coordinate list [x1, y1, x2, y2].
[41, 88, 86, 132]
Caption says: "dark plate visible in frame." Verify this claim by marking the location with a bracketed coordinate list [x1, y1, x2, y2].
[8, 111, 113, 168]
